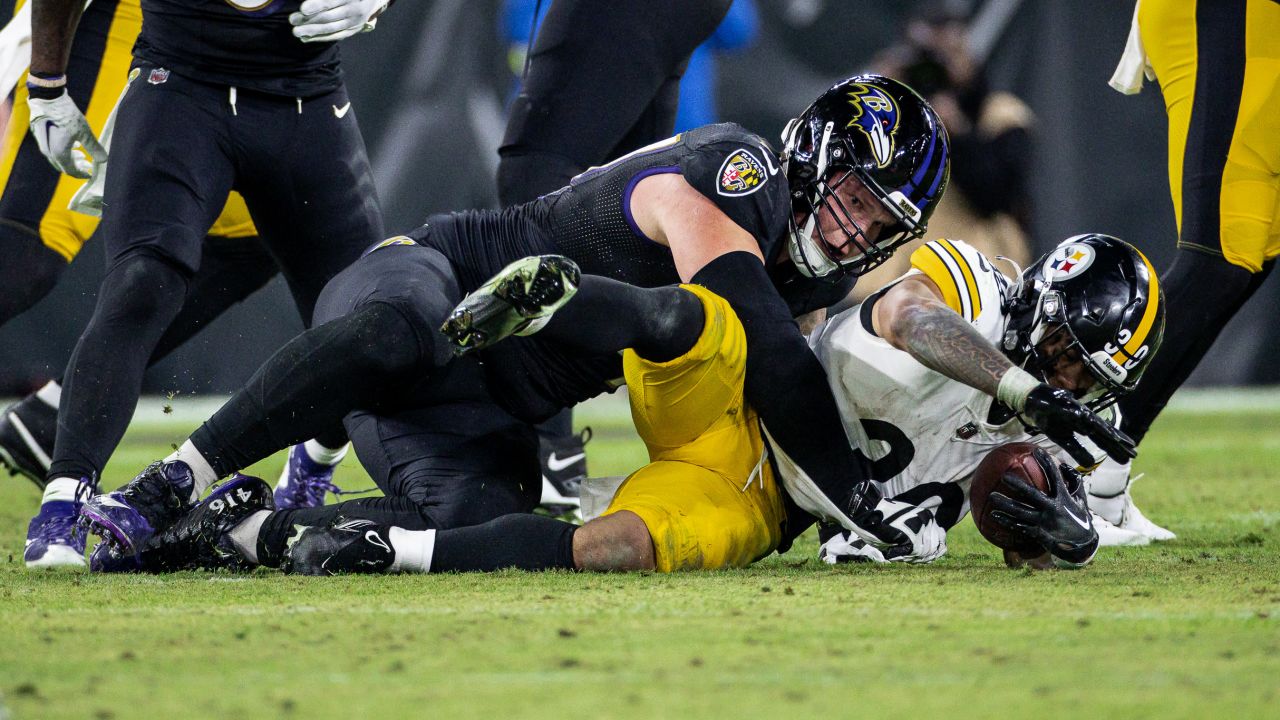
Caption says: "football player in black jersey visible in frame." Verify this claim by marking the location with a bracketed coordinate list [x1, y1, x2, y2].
[498, 0, 735, 523]
[24, 0, 388, 562]
[82, 75, 982, 573]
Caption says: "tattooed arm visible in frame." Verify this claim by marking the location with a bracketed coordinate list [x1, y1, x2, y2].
[871, 274, 1013, 395]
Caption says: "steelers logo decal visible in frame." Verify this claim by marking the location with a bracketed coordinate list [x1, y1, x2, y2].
[717, 149, 768, 197]
[1043, 243, 1096, 282]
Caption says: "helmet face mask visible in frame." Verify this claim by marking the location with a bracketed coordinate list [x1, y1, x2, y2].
[782, 75, 950, 279]
[1004, 234, 1166, 411]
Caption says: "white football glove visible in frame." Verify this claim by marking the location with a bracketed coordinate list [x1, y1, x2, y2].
[290, 0, 388, 43]
[27, 91, 106, 179]
[819, 530, 887, 564]
[848, 498, 948, 564]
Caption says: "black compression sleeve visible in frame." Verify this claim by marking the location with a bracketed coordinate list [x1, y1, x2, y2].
[690, 252, 878, 518]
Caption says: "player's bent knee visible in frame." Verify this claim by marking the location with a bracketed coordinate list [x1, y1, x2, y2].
[573, 510, 656, 572]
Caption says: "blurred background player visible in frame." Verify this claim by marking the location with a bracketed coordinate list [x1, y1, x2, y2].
[853, 0, 1035, 300]
[496, 0, 747, 518]
[1103, 0, 1280, 540]
[18, 0, 389, 566]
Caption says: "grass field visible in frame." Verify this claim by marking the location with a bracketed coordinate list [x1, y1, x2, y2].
[2, 390, 1279, 719]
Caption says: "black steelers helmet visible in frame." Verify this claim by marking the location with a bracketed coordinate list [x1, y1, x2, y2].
[1003, 234, 1165, 409]
[781, 74, 950, 278]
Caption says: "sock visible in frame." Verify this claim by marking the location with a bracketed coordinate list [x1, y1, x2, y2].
[42, 476, 83, 504]
[388, 527, 436, 572]
[228, 510, 270, 564]
[35, 380, 61, 409]
[303, 439, 349, 466]
[429, 514, 578, 572]
[164, 439, 220, 502]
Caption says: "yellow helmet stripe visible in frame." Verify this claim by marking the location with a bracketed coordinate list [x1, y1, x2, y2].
[1111, 248, 1160, 363]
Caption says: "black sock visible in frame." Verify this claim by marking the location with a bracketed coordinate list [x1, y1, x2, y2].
[431, 514, 578, 572]
[1119, 251, 1271, 443]
[540, 276, 704, 362]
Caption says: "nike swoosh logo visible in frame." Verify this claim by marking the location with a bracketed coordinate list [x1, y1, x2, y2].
[333, 102, 352, 119]
[1065, 507, 1092, 530]
[545, 452, 585, 472]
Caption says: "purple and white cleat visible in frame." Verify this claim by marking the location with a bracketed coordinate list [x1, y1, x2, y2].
[273, 443, 343, 510]
[80, 461, 196, 557]
[24, 480, 92, 569]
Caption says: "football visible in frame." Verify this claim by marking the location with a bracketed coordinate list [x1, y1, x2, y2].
[970, 442, 1051, 553]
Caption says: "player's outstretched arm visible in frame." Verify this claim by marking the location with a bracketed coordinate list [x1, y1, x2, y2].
[874, 274, 1135, 465]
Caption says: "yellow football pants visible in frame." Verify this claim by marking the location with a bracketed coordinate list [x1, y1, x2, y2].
[1140, 0, 1280, 272]
[602, 284, 786, 572]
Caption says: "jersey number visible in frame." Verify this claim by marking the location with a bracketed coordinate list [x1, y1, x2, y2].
[853, 419, 915, 482]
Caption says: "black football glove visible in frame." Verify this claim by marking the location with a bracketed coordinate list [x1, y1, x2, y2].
[988, 447, 1099, 567]
[1022, 383, 1136, 466]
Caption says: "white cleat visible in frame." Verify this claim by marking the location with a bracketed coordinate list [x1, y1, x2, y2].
[1087, 458, 1175, 543]
[1115, 493, 1176, 541]
[1092, 513, 1151, 547]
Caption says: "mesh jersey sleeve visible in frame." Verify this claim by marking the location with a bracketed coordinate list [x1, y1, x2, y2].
[680, 129, 791, 255]
[908, 239, 1006, 323]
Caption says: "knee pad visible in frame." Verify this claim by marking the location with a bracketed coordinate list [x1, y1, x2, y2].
[96, 252, 190, 327]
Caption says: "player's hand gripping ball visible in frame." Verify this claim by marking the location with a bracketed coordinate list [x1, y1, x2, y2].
[969, 442, 1051, 554]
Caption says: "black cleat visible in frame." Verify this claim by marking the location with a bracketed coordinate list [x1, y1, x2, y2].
[0, 394, 57, 488]
[91, 474, 274, 573]
[281, 516, 395, 576]
[80, 461, 197, 557]
[440, 254, 580, 354]
[537, 427, 591, 524]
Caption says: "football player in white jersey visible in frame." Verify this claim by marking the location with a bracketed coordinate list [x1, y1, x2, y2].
[815, 233, 1165, 567]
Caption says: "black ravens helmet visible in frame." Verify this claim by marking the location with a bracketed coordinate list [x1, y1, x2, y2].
[781, 74, 950, 278]
[1003, 234, 1166, 410]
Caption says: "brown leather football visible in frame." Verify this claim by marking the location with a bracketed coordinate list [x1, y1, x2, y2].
[970, 442, 1052, 553]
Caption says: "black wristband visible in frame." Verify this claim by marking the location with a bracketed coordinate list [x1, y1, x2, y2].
[27, 84, 67, 101]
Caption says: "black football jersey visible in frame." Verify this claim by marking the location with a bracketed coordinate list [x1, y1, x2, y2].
[134, 0, 341, 96]
[420, 123, 852, 316]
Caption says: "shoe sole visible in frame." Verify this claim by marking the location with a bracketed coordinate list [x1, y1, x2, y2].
[25, 543, 88, 570]
[80, 502, 146, 556]
[441, 256, 580, 354]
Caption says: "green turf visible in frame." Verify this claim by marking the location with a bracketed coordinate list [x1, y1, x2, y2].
[2, 392, 1278, 719]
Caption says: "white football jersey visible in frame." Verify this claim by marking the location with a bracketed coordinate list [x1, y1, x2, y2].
[806, 239, 1070, 528]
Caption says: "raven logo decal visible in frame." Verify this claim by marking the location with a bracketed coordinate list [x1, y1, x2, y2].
[846, 84, 900, 168]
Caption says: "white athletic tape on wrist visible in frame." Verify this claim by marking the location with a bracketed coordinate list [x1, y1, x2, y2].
[996, 367, 1040, 413]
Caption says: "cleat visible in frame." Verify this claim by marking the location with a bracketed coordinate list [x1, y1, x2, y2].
[0, 394, 57, 488]
[24, 480, 93, 569]
[440, 255, 580, 354]
[274, 444, 342, 510]
[1114, 490, 1176, 541]
[1088, 459, 1174, 542]
[80, 461, 197, 556]
[1092, 513, 1151, 547]
[281, 516, 395, 576]
[536, 427, 591, 524]
[93, 475, 274, 573]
